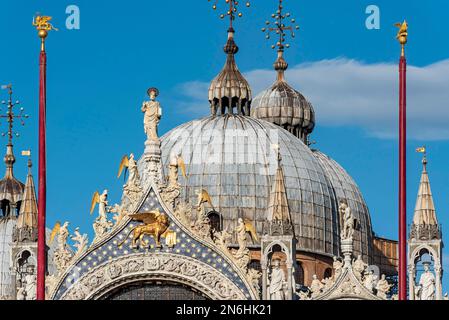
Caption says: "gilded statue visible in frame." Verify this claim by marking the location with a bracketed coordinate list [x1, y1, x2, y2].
[142, 87, 162, 142]
[195, 189, 215, 219]
[32, 15, 58, 31]
[90, 190, 110, 220]
[395, 20, 408, 45]
[236, 218, 259, 250]
[90, 190, 114, 240]
[168, 153, 187, 187]
[118, 209, 170, 248]
[50, 221, 73, 274]
[118, 153, 141, 188]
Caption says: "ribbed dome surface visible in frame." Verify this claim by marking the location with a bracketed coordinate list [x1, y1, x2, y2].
[312, 150, 373, 262]
[251, 81, 315, 143]
[158, 114, 341, 256]
[0, 217, 15, 298]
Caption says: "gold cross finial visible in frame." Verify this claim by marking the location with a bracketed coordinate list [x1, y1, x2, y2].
[0, 85, 29, 145]
[208, 0, 251, 29]
[262, 0, 300, 51]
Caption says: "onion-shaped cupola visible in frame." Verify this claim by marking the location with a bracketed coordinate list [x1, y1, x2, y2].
[251, 0, 315, 144]
[0, 85, 27, 217]
[208, 1, 252, 116]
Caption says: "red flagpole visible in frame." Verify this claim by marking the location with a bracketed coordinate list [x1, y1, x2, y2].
[34, 19, 53, 300]
[37, 47, 47, 300]
[398, 34, 407, 300]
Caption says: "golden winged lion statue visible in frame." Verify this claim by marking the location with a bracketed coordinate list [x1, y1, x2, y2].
[32, 15, 58, 31]
[117, 208, 171, 248]
[395, 20, 408, 45]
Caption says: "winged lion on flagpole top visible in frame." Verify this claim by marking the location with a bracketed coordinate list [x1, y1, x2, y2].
[395, 20, 408, 45]
[117, 153, 141, 187]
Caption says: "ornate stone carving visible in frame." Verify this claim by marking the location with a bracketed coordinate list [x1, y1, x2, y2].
[416, 262, 436, 300]
[123, 184, 143, 205]
[376, 274, 391, 299]
[321, 277, 334, 292]
[173, 200, 193, 227]
[92, 216, 114, 243]
[20, 265, 36, 300]
[340, 278, 361, 295]
[409, 224, 441, 241]
[352, 255, 368, 281]
[310, 274, 324, 298]
[192, 215, 212, 240]
[340, 201, 355, 241]
[213, 229, 232, 255]
[107, 263, 123, 279]
[71, 228, 89, 258]
[53, 222, 74, 275]
[110, 203, 129, 227]
[142, 88, 162, 142]
[333, 256, 343, 279]
[247, 268, 262, 297]
[59, 253, 247, 300]
[363, 269, 377, 293]
[268, 259, 286, 300]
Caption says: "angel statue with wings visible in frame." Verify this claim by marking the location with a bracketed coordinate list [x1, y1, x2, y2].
[90, 190, 113, 240]
[118, 153, 141, 188]
[236, 218, 259, 251]
[195, 189, 214, 219]
[49, 221, 73, 274]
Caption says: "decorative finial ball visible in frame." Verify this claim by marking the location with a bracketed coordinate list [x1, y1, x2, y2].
[147, 87, 159, 98]
[398, 35, 407, 46]
[38, 29, 48, 39]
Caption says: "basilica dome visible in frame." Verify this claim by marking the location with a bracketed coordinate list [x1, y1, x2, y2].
[251, 51, 315, 144]
[312, 150, 374, 262]
[161, 115, 334, 257]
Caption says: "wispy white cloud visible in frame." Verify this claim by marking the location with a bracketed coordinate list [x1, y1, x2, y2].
[173, 58, 449, 141]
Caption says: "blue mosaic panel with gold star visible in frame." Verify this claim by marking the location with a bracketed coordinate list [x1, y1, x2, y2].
[53, 188, 252, 299]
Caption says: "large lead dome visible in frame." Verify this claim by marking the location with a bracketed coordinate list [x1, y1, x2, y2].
[161, 115, 341, 255]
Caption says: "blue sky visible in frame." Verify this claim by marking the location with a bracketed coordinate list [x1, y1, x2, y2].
[1, 1, 449, 292]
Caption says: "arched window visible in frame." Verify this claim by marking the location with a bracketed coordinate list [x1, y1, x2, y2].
[249, 260, 261, 272]
[294, 261, 304, 285]
[1, 199, 10, 217]
[207, 211, 221, 233]
[323, 267, 333, 280]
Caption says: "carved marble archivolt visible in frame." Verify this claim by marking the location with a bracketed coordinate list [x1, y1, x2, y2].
[57, 253, 247, 300]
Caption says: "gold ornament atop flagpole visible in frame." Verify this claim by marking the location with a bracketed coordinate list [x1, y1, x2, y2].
[32, 15, 58, 51]
[416, 146, 426, 154]
[395, 20, 408, 57]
